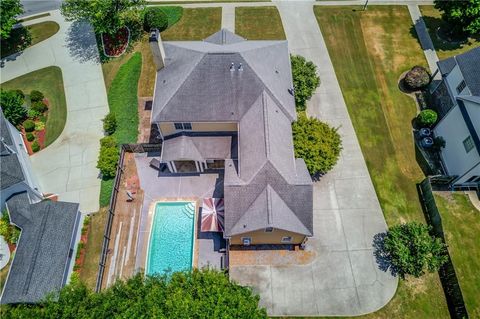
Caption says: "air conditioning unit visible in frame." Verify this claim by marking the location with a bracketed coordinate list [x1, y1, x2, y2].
[242, 237, 251, 246]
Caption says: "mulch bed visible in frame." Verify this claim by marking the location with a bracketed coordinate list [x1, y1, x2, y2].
[102, 27, 130, 57]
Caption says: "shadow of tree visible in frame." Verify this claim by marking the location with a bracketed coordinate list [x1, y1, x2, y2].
[373, 232, 399, 277]
[65, 20, 100, 64]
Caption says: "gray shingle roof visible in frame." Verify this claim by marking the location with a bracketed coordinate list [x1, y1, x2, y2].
[162, 135, 233, 161]
[437, 47, 480, 95]
[0, 110, 25, 190]
[1, 193, 80, 304]
[204, 29, 245, 45]
[152, 30, 296, 123]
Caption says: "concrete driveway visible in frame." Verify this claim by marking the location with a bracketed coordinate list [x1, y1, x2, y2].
[229, 3, 398, 316]
[1, 11, 108, 213]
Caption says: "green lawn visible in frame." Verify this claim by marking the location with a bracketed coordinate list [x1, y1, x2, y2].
[434, 192, 480, 318]
[100, 53, 142, 207]
[235, 7, 285, 40]
[79, 209, 108, 290]
[315, 6, 449, 318]
[161, 8, 221, 40]
[420, 6, 480, 60]
[1, 21, 59, 58]
[1, 66, 67, 146]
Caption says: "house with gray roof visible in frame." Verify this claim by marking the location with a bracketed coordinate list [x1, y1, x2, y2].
[149, 29, 313, 246]
[430, 47, 480, 189]
[0, 110, 81, 304]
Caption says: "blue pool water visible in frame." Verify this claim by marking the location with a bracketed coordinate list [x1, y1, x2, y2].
[146, 201, 195, 275]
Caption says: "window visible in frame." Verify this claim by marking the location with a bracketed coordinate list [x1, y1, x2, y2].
[463, 136, 475, 153]
[173, 123, 192, 131]
[456, 80, 467, 94]
[281, 236, 292, 243]
[265, 227, 274, 233]
[241, 237, 251, 246]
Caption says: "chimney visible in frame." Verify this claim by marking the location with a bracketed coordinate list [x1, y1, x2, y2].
[149, 29, 165, 71]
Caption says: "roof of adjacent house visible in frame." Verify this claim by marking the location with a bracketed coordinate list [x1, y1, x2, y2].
[437, 47, 480, 95]
[0, 110, 25, 190]
[1, 192, 80, 304]
[154, 29, 313, 238]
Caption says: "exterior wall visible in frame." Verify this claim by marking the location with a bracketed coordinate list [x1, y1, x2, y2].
[159, 122, 237, 137]
[434, 106, 480, 176]
[230, 229, 306, 245]
[445, 65, 471, 96]
[464, 99, 480, 135]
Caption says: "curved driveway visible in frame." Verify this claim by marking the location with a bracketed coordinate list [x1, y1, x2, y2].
[1, 11, 108, 213]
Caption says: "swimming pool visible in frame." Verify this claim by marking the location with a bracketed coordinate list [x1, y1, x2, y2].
[146, 201, 196, 276]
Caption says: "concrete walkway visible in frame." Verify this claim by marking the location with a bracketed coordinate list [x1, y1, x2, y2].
[221, 5, 235, 32]
[408, 4, 441, 79]
[229, 2, 398, 317]
[0, 11, 109, 213]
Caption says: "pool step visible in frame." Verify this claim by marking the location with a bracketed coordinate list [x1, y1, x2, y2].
[182, 204, 195, 219]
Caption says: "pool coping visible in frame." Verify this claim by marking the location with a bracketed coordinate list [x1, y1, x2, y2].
[143, 197, 200, 276]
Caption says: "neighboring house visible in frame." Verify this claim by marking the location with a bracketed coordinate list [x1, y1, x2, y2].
[0, 110, 81, 304]
[430, 47, 480, 189]
[150, 29, 313, 246]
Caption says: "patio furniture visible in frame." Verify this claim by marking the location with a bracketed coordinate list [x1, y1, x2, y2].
[126, 191, 134, 202]
[201, 198, 225, 232]
[149, 158, 162, 170]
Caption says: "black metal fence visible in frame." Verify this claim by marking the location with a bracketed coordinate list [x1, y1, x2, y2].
[95, 143, 161, 293]
[417, 178, 469, 319]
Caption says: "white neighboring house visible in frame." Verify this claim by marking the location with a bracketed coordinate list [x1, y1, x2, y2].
[431, 47, 480, 189]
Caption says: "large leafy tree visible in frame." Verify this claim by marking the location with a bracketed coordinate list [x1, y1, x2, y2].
[0, 90, 27, 126]
[292, 114, 342, 177]
[291, 55, 320, 112]
[384, 222, 448, 279]
[0, 0, 23, 40]
[61, 0, 146, 35]
[1, 270, 267, 318]
[434, 0, 480, 35]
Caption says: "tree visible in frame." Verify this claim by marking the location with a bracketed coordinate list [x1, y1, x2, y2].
[0, 0, 23, 40]
[291, 55, 320, 112]
[2, 270, 267, 318]
[404, 66, 430, 90]
[0, 89, 27, 126]
[292, 114, 342, 177]
[143, 7, 169, 32]
[434, 0, 480, 35]
[61, 0, 146, 35]
[384, 222, 448, 279]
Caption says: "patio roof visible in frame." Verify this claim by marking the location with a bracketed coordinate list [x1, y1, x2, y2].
[162, 135, 233, 162]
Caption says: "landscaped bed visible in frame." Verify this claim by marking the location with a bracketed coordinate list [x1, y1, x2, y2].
[315, 6, 449, 318]
[235, 7, 285, 40]
[1, 21, 59, 58]
[101, 27, 130, 57]
[434, 192, 480, 318]
[2, 66, 67, 148]
[419, 6, 480, 60]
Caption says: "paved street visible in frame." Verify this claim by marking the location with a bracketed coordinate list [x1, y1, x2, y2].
[229, 2, 398, 316]
[1, 11, 109, 213]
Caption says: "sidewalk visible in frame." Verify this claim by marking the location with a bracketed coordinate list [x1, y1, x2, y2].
[0, 11, 109, 213]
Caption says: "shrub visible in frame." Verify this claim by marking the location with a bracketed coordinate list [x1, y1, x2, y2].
[31, 140, 40, 152]
[26, 132, 35, 142]
[417, 109, 438, 126]
[103, 112, 117, 135]
[14, 89, 25, 99]
[0, 89, 27, 126]
[404, 66, 431, 90]
[291, 55, 320, 111]
[0, 211, 20, 245]
[31, 101, 48, 113]
[143, 7, 169, 32]
[100, 136, 117, 148]
[29, 90, 44, 102]
[27, 108, 42, 119]
[97, 144, 120, 178]
[292, 114, 342, 176]
[384, 222, 448, 279]
[433, 136, 446, 151]
[35, 121, 45, 131]
[23, 119, 35, 132]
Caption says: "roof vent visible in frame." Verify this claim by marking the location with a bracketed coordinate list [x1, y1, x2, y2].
[230, 62, 235, 72]
[238, 63, 243, 71]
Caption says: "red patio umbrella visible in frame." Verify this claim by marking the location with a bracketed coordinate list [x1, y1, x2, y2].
[201, 198, 225, 232]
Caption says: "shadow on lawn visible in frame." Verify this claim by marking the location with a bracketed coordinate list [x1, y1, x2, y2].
[373, 232, 399, 277]
[65, 20, 100, 63]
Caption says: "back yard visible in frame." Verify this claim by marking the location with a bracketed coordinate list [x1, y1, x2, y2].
[434, 192, 480, 318]
[235, 7, 285, 40]
[315, 5, 449, 318]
